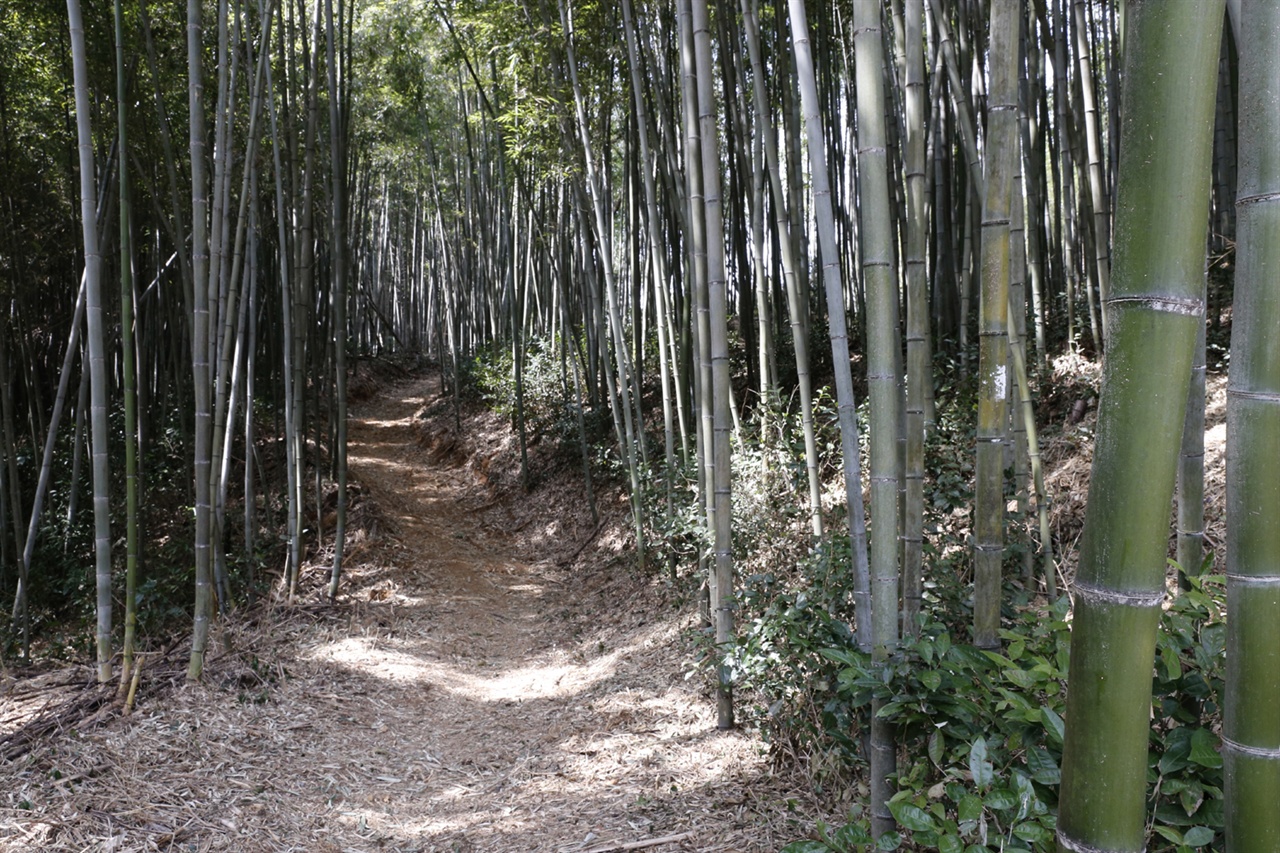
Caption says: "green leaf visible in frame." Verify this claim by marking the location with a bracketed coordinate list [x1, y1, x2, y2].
[969, 737, 993, 788]
[957, 794, 983, 823]
[1153, 825, 1183, 844]
[938, 834, 964, 853]
[1189, 728, 1223, 768]
[1013, 821, 1054, 844]
[1003, 668, 1036, 690]
[920, 669, 943, 692]
[1040, 706, 1065, 745]
[875, 830, 902, 850]
[889, 801, 938, 833]
[1182, 825, 1215, 847]
[1026, 747, 1061, 785]
[982, 651, 1013, 668]
[1160, 643, 1183, 681]
[819, 648, 864, 668]
[780, 842, 832, 853]
[1179, 780, 1205, 816]
[929, 729, 944, 765]
[831, 823, 873, 847]
[984, 787, 1018, 811]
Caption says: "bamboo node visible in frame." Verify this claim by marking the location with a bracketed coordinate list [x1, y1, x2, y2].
[1070, 580, 1164, 608]
[1104, 294, 1203, 317]
[1225, 572, 1280, 587]
[1221, 735, 1280, 758]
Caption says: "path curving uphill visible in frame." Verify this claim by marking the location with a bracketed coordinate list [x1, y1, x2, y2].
[1, 371, 830, 852]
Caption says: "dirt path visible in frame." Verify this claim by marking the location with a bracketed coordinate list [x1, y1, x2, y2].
[2, 374, 821, 852]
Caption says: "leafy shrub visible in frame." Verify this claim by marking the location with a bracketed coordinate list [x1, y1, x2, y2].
[770, 572, 1228, 852]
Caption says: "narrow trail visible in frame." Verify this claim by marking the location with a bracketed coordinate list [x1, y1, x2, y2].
[2, 373, 822, 852]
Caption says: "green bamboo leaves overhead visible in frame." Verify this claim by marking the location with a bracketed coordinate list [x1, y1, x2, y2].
[1226, 2, 1280, 847]
[1057, 3, 1223, 851]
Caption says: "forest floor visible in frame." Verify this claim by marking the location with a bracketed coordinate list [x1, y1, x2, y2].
[0, 370, 840, 852]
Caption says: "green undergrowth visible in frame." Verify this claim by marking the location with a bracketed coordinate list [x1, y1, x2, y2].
[739, 568, 1226, 853]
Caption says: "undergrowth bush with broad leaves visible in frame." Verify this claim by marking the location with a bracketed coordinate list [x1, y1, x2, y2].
[750, 566, 1226, 852]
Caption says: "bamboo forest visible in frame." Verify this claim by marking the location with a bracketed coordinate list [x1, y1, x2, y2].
[1, 0, 1276, 850]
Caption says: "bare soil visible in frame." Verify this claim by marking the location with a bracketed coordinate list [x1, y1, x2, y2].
[0, 372, 834, 852]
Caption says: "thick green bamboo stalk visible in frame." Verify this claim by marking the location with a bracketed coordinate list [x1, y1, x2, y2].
[67, 0, 113, 685]
[973, 0, 1020, 649]
[1224, 3, 1280, 846]
[1056, 3, 1222, 850]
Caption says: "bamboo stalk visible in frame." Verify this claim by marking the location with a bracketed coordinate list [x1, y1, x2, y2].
[1056, 3, 1223, 849]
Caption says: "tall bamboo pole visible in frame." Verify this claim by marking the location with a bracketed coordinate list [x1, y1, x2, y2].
[688, 0, 735, 730]
[1224, 3, 1280, 846]
[1056, 3, 1223, 850]
[901, 0, 927, 633]
[115, 0, 141, 687]
[67, 0, 114, 685]
[851, 2, 901, 838]
[973, 0, 1020, 649]
[326, 0, 350, 601]
[187, 0, 215, 679]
